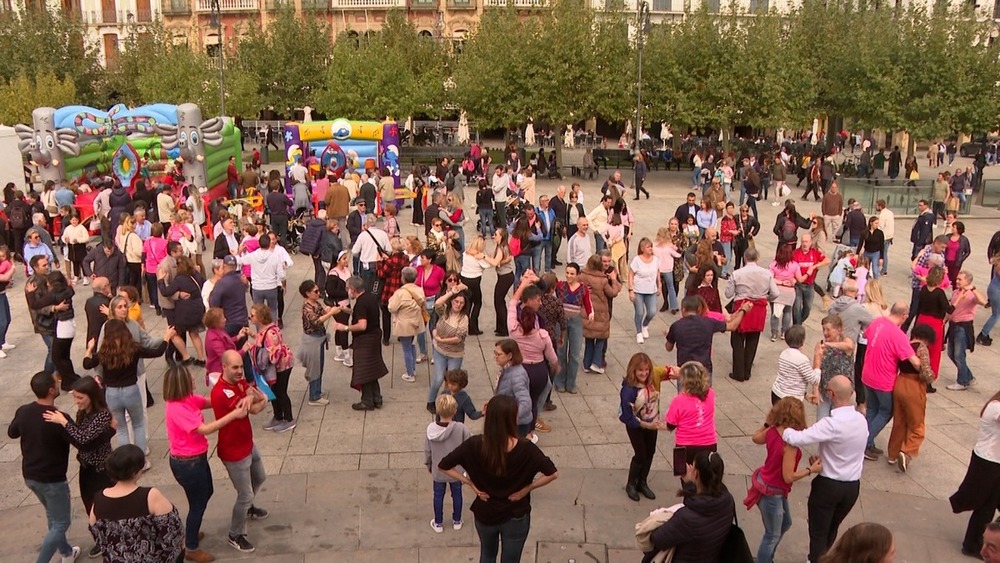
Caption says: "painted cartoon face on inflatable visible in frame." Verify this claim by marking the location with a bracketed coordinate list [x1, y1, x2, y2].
[331, 118, 352, 140]
[154, 103, 225, 189]
[15, 107, 81, 184]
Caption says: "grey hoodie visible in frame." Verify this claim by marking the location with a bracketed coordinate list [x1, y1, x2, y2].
[827, 296, 873, 346]
[424, 421, 471, 482]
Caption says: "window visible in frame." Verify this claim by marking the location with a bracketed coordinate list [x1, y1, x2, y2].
[418, 29, 434, 37]
[104, 34, 120, 69]
[704, 0, 719, 12]
[651, 0, 670, 11]
[749, 0, 767, 11]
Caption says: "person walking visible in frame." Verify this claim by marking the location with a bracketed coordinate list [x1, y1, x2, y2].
[781, 375, 868, 563]
[388, 267, 427, 386]
[791, 233, 828, 326]
[748, 397, 823, 563]
[163, 364, 249, 562]
[629, 237, 660, 345]
[211, 349, 269, 553]
[438, 394, 558, 563]
[7, 371, 80, 563]
[726, 247, 779, 382]
[951, 390, 1000, 558]
[861, 301, 921, 461]
[876, 200, 894, 276]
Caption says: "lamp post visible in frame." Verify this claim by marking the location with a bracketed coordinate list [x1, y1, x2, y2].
[634, 0, 650, 153]
[209, 0, 225, 117]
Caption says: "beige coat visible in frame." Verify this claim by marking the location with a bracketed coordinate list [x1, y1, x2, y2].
[387, 282, 426, 337]
[579, 267, 621, 339]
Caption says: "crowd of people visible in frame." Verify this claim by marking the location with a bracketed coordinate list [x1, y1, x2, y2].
[4, 140, 1000, 563]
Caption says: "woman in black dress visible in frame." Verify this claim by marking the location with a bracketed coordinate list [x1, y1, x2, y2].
[334, 276, 388, 411]
[158, 256, 206, 366]
[411, 166, 426, 227]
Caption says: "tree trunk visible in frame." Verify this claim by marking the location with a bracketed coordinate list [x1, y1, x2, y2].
[906, 132, 916, 161]
[554, 127, 564, 175]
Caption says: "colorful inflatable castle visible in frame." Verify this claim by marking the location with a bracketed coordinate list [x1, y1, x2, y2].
[14, 102, 242, 201]
[282, 118, 401, 194]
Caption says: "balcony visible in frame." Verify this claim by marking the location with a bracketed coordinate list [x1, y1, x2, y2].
[88, 9, 121, 24]
[411, 0, 438, 9]
[162, 0, 191, 14]
[446, 0, 474, 8]
[330, 0, 405, 7]
[484, 0, 546, 7]
[195, 0, 258, 11]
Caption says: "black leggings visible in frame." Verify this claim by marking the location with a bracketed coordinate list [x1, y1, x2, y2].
[71, 259, 84, 279]
[380, 303, 391, 343]
[145, 273, 160, 314]
[494, 272, 514, 336]
[334, 312, 350, 349]
[52, 336, 78, 386]
[79, 464, 113, 516]
[270, 368, 293, 421]
[854, 343, 867, 405]
[461, 275, 483, 333]
[524, 362, 550, 426]
[126, 263, 143, 298]
[277, 285, 285, 320]
[626, 426, 658, 484]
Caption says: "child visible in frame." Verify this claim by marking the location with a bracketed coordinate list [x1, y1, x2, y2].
[62, 212, 90, 284]
[424, 394, 471, 533]
[383, 202, 399, 239]
[240, 223, 260, 280]
[828, 248, 856, 298]
[771, 325, 821, 406]
[443, 369, 481, 424]
[854, 254, 871, 302]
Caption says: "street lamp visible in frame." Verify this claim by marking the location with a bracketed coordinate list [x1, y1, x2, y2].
[209, 0, 225, 117]
[634, 0, 650, 153]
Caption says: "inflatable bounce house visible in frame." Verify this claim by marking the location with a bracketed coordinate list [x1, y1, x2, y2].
[14, 102, 242, 201]
[282, 118, 400, 192]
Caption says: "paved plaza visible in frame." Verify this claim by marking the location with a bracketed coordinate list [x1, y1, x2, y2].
[2, 158, 1000, 562]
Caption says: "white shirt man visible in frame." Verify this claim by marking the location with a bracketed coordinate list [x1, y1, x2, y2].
[782, 375, 868, 563]
[566, 218, 592, 267]
[351, 215, 391, 266]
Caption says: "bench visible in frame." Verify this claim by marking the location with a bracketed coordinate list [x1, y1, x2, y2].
[592, 148, 633, 170]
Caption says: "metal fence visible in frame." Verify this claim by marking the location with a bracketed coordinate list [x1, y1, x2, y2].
[838, 178, 972, 216]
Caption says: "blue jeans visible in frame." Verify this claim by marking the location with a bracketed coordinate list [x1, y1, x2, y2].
[432, 480, 463, 526]
[170, 453, 214, 551]
[400, 335, 417, 377]
[478, 208, 494, 237]
[864, 251, 881, 279]
[948, 327, 974, 386]
[539, 240, 552, 272]
[0, 292, 9, 345]
[107, 383, 147, 453]
[982, 281, 1000, 337]
[793, 283, 815, 325]
[721, 241, 733, 276]
[865, 385, 893, 448]
[416, 298, 434, 356]
[770, 303, 792, 337]
[660, 272, 678, 310]
[633, 292, 657, 333]
[308, 341, 326, 400]
[475, 514, 531, 563]
[430, 349, 463, 403]
[583, 338, 606, 369]
[251, 287, 279, 324]
[756, 493, 792, 563]
[530, 245, 542, 273]
[26, 479, 73, 562]
[228, 180, 238, 200]
[882, 240, 891, 274]
[555, 315, 583, 391]
[40, 333, 54, 375]
[692, 166, 701, 187]
[594, 233, 606, 253]
[513, 254, 531, 289]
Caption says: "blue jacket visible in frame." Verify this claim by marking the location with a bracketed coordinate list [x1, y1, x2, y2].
[536, 207, 555, 242]
[495, 364, 533, 425]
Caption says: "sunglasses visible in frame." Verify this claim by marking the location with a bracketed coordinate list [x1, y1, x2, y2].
[447, 278, 459, 283]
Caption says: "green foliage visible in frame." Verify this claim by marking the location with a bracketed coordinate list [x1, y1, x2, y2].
[0, 4, 101, 106]
[315, 10, 448, 120]
[230, 7, 331, 115]
[0, 71, 77, 125]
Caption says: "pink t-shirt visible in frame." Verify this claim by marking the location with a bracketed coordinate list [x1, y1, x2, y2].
[142, 237, 168, 274]
[165, 394, 210, 456]
[652, 243, 680, 273]
[951, 288, 979, 323]
[665, 388, 717, 447]
[241, 236, 260, 278]
[861, 316, 914, 392]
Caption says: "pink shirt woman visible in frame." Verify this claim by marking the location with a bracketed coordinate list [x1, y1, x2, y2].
[143, 236, 168, 274]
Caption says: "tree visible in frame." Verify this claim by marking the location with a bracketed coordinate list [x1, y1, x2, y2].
[0, 4, 102, 106]
[315, 10, 448, 120]
[230, 7, 331, 115]
[0, 71, 77, 125]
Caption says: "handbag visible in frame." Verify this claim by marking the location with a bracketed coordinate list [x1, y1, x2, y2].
[718, 512, 754, 563]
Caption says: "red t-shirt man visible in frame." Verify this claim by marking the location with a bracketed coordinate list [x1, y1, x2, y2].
[211, 375, 253, 463]
[792, 245, 826, 286]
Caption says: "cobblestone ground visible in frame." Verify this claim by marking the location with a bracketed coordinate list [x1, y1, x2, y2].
[1, 158, 998, 561]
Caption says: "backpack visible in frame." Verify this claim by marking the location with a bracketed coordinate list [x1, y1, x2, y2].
[780, 216, 798, 243]
[8, 204, 27, 230]
[250, 325, 291, 384]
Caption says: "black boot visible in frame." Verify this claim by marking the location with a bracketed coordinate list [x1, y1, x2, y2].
[637, 463, 656, 499]
[625, 459, 640, 501]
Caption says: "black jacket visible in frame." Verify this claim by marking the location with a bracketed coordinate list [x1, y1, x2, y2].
[910, 211, 935, 245]
[298, 218, 326, 257]
[674, 203, 698, 226]
[550, 196, 568, 231]
[84, 294, 111, 345]
[845, 209, 867, 240]
[347, 210, 364, 245]
[82, 246, 126, 290]
[159, 272, 206, 328]
[358, 182, 377, 211]
[213, 231, 241, 260]
[643, 483, 735, 563]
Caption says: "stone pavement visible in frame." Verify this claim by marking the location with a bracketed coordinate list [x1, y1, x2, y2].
[2, 165, 1000, 562]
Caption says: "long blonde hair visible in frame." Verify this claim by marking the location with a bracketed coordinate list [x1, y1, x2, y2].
[864, 279, 888, 311]
[655, 226, 670, 245]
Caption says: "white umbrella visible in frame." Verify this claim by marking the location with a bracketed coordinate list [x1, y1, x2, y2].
[457, 112, 470, 145]
[524, 119, 536, 146]
[564, 124, 575, 148]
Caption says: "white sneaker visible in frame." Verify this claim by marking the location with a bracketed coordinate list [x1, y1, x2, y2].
[61, 546, 81, 563]
[342, 351, 353, 368]
[589, 365, 605, 374]
[1, 343, 15, 351]
[453, 520, 463, 530]
[636, 334, 644, 344]
[429, 519, 443, 533]
[81, 278, 89, 286]
[142, 460, 151, 472]
[400, 373, 416, 382]
[946, 383, 969, 391]
[332, 346, 346, 362]
[529, 433, 539, 444]
[641, 326, 649, 338]
[0, 350, 8, 359]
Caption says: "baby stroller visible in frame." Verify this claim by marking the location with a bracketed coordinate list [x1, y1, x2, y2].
[286, 208, 312, 254]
